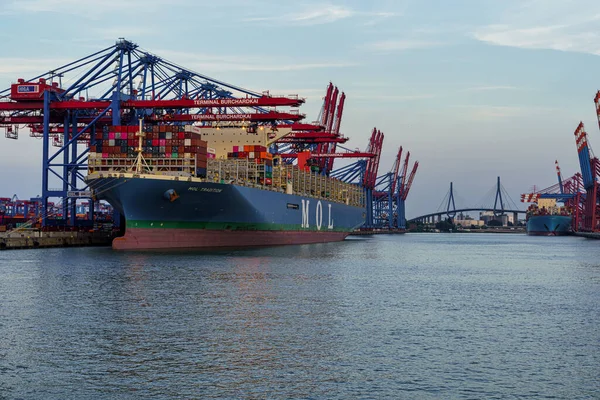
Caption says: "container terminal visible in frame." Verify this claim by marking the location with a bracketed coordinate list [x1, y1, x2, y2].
[0, 39, 418, 250]
[519, 97, 600, 239]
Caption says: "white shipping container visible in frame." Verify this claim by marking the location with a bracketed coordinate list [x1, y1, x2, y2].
[184, 125, 202, 135]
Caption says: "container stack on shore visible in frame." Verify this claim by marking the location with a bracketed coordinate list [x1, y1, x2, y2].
[88, 125, 208, 176]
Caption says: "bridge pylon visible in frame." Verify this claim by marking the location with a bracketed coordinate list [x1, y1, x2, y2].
[447, 182, 457, 219]
[493, 176, 505, 216]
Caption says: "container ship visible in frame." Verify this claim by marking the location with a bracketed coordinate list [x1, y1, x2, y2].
[525, 198, 572, 236]
[85, 123, 366, 250]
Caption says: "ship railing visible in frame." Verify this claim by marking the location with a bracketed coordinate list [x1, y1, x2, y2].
[206, 159, 364, 208]
[86, 156, 364, 208]
[87, 156, 198, 176]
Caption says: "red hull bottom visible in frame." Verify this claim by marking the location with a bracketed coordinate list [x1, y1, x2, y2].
[113, 228, 350, 250]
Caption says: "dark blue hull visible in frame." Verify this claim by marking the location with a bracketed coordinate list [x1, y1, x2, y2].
[526, 215, 572, 236]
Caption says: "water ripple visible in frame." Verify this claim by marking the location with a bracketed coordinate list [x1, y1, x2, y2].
[0, 235, 599, 398]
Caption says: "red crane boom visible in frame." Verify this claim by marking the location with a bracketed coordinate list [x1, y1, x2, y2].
[391, 146, 403, 195]
[363, 128, 384, 189]
[400, 161, 419, 201]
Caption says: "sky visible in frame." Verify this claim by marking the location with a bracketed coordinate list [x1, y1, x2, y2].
[1, 0, 600, 218]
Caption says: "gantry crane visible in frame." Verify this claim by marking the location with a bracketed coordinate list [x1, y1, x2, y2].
[573, 122, 600, 231]
[0, 39, 315, 227]
[1, 40, 409, 231]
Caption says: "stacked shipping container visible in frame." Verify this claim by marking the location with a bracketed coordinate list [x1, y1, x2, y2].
[227, 145, 274, 185]
[88, 125, 208, 177]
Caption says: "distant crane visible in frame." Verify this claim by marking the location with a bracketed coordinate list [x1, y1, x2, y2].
[573, 122, 600, 231]
[371, 146, 419, 229]
[555, 160, 564, 194]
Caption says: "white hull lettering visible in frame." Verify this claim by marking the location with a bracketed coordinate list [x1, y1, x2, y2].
[316, 201, 323, 231]
[301, 199, 310, 228]
[301, 200, 333, 230]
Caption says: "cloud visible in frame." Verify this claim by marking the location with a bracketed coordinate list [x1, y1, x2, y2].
[244, 4, 398, 26]
[92, 27, 158, 41]
[473, 24, 600, 55]
[364, 39, 440, 52]
[451, 105, 561, 119]
[155, 49, 356, 73]
[472, 1, 600, 55]
[353, 93, 436, 101]
[0, 57, 70, 76]
[461, 86, 519, 92]
[7, 0, 174, 19]
[293, 5, 353, 24]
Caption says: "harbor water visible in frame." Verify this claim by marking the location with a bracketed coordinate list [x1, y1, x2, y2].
[1, 234, 599, 399]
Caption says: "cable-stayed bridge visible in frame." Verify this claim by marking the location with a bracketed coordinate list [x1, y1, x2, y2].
[408, 177, 526, 224]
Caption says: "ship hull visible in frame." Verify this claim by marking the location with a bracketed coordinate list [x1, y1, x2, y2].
[526, 215, 572, 236]
[87, 175, 365, 250]
[113, 228, 349, 250]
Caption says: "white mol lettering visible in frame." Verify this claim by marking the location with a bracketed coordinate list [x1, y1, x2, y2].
[301, 199, 310, 228]
[316, 201, 323, 231]
[301, 200, 333, 230]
